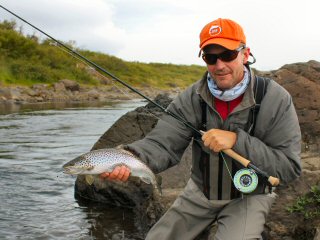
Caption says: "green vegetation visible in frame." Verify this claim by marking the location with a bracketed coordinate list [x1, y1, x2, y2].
[0, 20, 206, 89]
[287, 185, 320, 219]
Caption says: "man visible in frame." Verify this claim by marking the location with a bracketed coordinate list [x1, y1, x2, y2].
[100, 18, 301, 239]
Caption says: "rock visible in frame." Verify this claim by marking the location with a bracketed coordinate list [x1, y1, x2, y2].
[258, 60, 320, 158]
[87, 89, 100, 100]
[29, 84, 51, 102]
[74, 175, 164, 233]
[51, 92, 69, 102]
[0, 88, 12, 100]
[91, 93, 172, 150]
[22, 88, 37, 97]
[0, 87, 23, 101]
[35, 96, 44, 102]
[281, 61, 320, 84]
[53, 82, 66, 92]
[302, 157, 320, 171]
[99, 78, 111, 85]
[59, 79, 80, 92]
[32, 84, 48, 91]
[313, 227, 320, 240]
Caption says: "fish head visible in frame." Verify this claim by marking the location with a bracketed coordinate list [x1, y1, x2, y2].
[63, 155, 94, 175]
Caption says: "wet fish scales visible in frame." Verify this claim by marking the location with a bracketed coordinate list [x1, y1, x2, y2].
[63, 148, 161, 194]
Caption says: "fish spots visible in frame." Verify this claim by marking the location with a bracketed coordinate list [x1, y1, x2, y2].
[63, 148, 158, 190]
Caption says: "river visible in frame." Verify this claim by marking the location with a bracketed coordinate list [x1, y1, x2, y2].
[0, 100, 147, 240]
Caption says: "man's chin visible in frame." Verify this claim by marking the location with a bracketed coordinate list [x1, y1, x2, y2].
[215, 74, 231, 81]
[215, 78, 232, 89]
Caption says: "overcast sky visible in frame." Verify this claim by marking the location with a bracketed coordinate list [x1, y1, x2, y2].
[0, 0, 319, 71]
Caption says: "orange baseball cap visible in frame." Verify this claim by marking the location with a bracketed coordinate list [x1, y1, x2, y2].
[199, 18, 246, 51]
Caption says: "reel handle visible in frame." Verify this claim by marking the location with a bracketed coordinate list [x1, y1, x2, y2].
[222, 149, 280, 187]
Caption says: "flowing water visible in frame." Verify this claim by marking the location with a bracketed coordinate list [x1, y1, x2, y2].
[0, 100, 147, 240]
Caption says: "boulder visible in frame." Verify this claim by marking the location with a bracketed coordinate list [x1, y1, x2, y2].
[87, 89, 101, 100]
[59, 79, 80, 92]
[0, 87, 22, 101]
[74, 175, 164, 233]
[22, 88, 38, 97]
[53, 82, 66, 92]
[32, 83, 48, 91]
[256, 60, 320, 159]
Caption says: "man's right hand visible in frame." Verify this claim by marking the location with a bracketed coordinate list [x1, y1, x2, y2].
[100, 165, 131, 182]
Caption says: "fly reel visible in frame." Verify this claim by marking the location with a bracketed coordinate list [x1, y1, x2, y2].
[233, 168, 258, 194]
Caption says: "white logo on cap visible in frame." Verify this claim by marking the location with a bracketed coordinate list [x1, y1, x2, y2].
[209, 25, 221, 36]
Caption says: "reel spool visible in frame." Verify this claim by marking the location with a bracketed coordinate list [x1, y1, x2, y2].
[233, 168, 258, 194]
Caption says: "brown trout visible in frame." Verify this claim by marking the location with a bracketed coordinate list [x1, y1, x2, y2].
[63, 148, 161, 194]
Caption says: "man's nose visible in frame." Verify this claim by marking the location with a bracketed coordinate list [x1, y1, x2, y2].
[214, 58, 226, 69]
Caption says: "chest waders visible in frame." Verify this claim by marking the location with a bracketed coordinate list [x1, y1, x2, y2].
[199, 76, 271, 199]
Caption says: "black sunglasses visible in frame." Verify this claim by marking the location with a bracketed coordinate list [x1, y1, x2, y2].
[202, 46, 244, 65]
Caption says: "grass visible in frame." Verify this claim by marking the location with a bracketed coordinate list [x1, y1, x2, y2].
[287, 185, 320, 219]
[0, 20, 206, 89]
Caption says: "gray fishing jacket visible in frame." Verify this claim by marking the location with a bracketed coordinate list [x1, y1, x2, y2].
[125, 66, 301, 200]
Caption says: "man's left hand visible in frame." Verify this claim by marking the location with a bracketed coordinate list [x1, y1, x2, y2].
[201, 129, 237, 152]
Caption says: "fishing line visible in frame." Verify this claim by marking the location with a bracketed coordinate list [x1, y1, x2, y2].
[0, 5, 280, 189]
[52, 41, 135, 97]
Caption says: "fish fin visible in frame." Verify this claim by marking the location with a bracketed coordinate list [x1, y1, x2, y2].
[140, 177, 151, 184]
[85, 175, 95, 185]
[157, 185, 162, 196]
[141, 176, 162, 196]
[156, 175, 162, 196]
[119, 149, 136, 158]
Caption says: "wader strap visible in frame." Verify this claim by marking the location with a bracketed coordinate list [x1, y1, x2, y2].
[246, 76, 271, 193]
[247, 76, 270, 135]
[199, 99, 210, 198]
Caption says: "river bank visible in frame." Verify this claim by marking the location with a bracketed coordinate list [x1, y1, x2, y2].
[0, 79, 181, 105]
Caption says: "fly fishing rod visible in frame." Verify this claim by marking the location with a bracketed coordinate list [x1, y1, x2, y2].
[0, 5, 280, 188]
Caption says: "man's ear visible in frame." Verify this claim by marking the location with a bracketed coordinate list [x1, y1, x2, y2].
[243, 47, 250, 64]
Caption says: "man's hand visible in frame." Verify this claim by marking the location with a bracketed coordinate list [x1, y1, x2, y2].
[201, 129, 237, 152]
[100, 165, 131, 182]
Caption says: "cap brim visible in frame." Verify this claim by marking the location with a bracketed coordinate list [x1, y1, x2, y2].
[200, 38, 241, 50]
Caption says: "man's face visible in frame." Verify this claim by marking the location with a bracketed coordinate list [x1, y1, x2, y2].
[204, 45, 250, 90]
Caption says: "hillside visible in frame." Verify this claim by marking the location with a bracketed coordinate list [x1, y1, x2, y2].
[0, 20, 205, 89]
